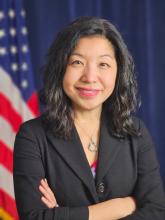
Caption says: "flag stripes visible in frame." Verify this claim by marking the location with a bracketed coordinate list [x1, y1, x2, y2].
[0, 116, 16, 151]
[0, 141, 13, 172]
[0, 1, 40, 219]
[0, 93, 22, 132]
[0, 67, 34, 122]
[0, 190, 18, 220]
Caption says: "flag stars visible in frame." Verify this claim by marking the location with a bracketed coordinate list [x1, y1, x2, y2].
[21, 27, 28, 35]
[11, 63, 18, 72]
[21, 62, 28, 71]
[0, 11, 5, 20]
[21, 9, 26, 17]
[21, 79, 28, 88]
[11, 62, 28, 71]
[8, 9, 15, 19]
[0, 47, 7, 56]
[10, 46, 18, 54]
[0, 29, 6, 39]
[22, 45, 28, 53]
[10, 27, 17, 37]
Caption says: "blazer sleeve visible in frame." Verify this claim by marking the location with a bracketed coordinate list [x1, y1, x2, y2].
[122, 119, 165, 220]
[13, 121, 89, 220]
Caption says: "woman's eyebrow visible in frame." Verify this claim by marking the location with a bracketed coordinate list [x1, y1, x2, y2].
[100, 54, 114, 59]
[70, 53, 84, 58]
[70, 53, 114, 59]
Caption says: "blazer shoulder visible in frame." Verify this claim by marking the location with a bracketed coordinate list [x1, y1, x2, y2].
[131, 116, 155, 150]
[132, 116, 149, 135]
[17, 115, 46, 141]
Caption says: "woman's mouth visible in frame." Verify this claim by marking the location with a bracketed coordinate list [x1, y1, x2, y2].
[76, 87, 101, 98]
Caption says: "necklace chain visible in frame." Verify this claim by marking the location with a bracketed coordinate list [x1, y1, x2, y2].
[75, 121, 99, 152]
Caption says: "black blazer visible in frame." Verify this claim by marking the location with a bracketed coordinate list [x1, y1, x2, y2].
[13, 116, 165, 220]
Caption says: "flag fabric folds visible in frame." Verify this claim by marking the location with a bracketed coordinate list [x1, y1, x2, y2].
[0, 0, 40, 219]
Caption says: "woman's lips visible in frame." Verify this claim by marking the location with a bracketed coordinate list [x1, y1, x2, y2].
[76, 87, 101, 97]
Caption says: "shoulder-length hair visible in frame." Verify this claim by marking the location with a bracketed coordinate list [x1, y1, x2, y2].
[40, 16, 140, 138]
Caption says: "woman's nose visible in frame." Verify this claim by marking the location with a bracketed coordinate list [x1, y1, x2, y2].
[81, 64, 98, 83]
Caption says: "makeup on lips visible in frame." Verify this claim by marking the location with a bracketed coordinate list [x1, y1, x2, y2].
[76, 87, 101, 98]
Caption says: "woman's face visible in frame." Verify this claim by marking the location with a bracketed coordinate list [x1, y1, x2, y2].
[63, 36, 117, 113]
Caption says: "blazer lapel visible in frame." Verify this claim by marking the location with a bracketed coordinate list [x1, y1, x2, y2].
[46, 127, 99, 203]
[96, 119, 123, 184]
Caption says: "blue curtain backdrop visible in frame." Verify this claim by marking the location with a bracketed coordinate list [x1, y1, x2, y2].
[24, 0, 165, 187]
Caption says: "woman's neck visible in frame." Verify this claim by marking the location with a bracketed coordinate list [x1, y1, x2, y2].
[73, 108, 102, 125]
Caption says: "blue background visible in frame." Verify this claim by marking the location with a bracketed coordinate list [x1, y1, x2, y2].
[24, 0, 165, 187]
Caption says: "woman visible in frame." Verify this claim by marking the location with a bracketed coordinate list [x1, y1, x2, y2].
[13, 17, 165, 220]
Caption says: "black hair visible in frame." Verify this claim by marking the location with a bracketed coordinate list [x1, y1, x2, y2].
[40, 16, 140, 138]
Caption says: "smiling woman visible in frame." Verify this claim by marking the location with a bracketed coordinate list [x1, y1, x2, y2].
[63, 36, 117, 112]
[13, 17, 165, 220]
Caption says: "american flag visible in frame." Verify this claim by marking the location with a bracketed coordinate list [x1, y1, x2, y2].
[0, 0, 40, 219]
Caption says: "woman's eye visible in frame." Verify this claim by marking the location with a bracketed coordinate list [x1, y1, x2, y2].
[100, 63, 110, 68]
[71, 60, 83, 65]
